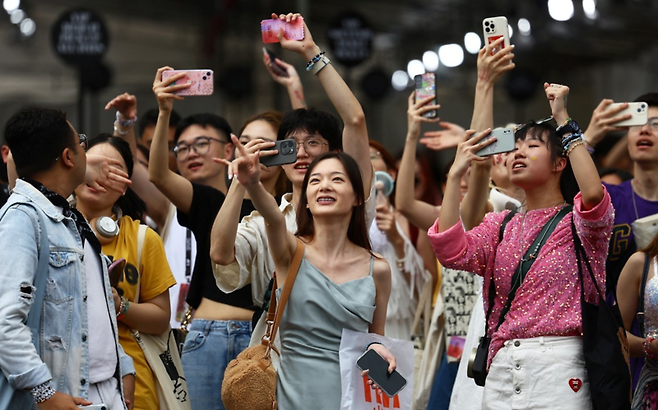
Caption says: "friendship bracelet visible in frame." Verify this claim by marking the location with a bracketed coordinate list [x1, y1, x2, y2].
[115, 111, 138, 127]
[644, 337, 658, 359]
[565, 140, 585, 156]
[116, 296, 129, 320]
[31, 381, 56, 404]
[306, 51, 326, 71]
[561, 132, 583, 148]
[310, 55, 331, 75]
[114, 123, 129, 136]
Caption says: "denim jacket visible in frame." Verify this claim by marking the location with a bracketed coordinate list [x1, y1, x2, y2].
[0, 180, 135, 400]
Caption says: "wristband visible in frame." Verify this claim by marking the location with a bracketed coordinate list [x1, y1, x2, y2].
[644, 337, 657, 359]
[306, 51, 326, 71]
[556, 119, 582, 138]
[115, 111, 138, 127]
[31, 381, 56, 404]
[310, 56, 331, 75]
[114, 123, 129, 136]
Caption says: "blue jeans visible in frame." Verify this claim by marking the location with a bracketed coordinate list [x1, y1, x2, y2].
[181, 319, 252, 410]
[427, 352, 459, 410]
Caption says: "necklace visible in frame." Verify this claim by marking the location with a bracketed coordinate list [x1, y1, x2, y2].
[632, 180, 640, 221]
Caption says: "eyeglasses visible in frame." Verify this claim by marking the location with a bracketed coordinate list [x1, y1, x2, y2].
[370, 151, 382, 161]
[173, 136, 228, 160]
[514, 116, 554, 134]
[631, 117, 658, 131]
[78, 134, 88, 151]
[288, 138, 329, 156]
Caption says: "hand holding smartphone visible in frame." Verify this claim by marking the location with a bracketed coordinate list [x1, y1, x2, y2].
[108, 258, 126, 288]
[262, 47, 289, 78]
[415, 73, 437, 118]
[259, 140, 297, 167]
[356, 349, 407, 398]
[78, 405, 108, 410]
[474, 127, 515, 157]
[261, 18, 305, 44]
[606, 102, 648, 127]
[482, 16, 511, 55]
[161, 70, 214, 96]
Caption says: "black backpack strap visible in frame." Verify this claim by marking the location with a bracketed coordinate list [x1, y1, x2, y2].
[639, 252, 651, 337]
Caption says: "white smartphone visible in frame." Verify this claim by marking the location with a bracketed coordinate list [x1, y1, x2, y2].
[78, 405, 108, 410]
[475, 127, 515, 157]
[482, 16, 510, 55]
[607, 102, 649, 127]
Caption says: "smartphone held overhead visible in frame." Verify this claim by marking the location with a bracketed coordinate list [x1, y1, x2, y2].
[261, 18, 305, 44]
[162, 69, 214, 96]
[414, 73, 437, 118]
[262, 47, 289, 78]
[356, 349, 407, 398]
[475, 127, 515, 157]
[607, 102, 648, 127]
[482, 16, 511, 55]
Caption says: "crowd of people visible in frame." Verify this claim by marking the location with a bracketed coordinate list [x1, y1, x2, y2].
[0, 11, 657, 410]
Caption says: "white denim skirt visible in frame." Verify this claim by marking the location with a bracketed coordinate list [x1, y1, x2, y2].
[483, 336, 592, 410]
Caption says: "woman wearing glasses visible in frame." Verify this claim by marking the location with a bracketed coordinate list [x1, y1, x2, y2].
[428, 83, 614, 409]
[75, 134, 176, 410]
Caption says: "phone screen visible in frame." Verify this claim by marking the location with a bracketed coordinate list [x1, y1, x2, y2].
[356, 349, 407, 397]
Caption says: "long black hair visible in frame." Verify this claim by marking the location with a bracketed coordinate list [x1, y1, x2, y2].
[296, 152, 371, 252]
[87, 133, 147, 221]
[514, 122, 578, 204]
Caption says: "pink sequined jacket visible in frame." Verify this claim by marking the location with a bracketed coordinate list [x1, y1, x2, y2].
[428, 190, 613, 366]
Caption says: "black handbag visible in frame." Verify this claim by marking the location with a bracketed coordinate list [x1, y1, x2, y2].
[571, 220, 631, 410]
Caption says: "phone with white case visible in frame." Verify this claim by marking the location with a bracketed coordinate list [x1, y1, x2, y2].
[482, 16, 510, 55]
[475, 127, 515, 157]
[607, 102, 648, 127]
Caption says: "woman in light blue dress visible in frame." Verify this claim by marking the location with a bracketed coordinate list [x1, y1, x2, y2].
[222, 138, 395, 409]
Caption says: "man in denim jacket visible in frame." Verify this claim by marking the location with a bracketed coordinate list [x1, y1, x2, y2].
[0, 108, 135, 410]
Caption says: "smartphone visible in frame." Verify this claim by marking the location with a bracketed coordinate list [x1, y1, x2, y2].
[261, 18, 305, 44]
[607, 102, 649, 127]
[356, 349, 407, 398]
[262, 47, 289, 78]
[414, 73, 437, 118]
[78, 405, 108, 410]
[108, 258, 126, 288]
[475, 127, 515, 157]
[482, 16, 511, 55]
[161, 69, 214, 96]
[259, 139, 297, 167]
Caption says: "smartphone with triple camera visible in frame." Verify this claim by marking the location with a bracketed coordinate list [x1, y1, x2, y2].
[261, 18, 305, 44]
[607, 102, 648, 127]
[259, 139, 297, 167]
[414, 73, 437, 118]
[262, 47, 289, 78]
[161, 69, 214, 96]
[482, 16, 511, 55]
[356, 349, 407, 398]
[475, 127, 515, 157]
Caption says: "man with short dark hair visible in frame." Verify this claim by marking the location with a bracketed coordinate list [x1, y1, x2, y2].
[139, 107, 181, 172]
[0, 108, 135, 410]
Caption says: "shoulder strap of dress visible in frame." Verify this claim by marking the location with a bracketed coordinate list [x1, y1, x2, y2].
[369, 255, 375, 277]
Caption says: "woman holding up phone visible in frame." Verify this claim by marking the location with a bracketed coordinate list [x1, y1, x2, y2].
[427, 83, 613, 409]
[221, 135, 394, 409]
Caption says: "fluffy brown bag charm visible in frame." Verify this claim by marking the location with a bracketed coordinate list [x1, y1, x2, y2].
[221, 239, 304, 410]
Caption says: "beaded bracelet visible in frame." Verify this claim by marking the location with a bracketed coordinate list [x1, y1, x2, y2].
[306, 51, 326, 71]
[114, 123, 129, 136]
[566, 140, 585, 156]
[31, 381, 56, 403]
[116, 296, 129, 320]
[116, 111, 138, 127]
[644, 337, 658, 359]
[561, 132, 583, 147]
[310, 55, 331, 75]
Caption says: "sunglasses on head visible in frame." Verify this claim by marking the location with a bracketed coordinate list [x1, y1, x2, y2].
[514, 116, 555, 134]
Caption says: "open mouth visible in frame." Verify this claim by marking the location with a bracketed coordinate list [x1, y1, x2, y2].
[317, 196, 336, 203]
[512, 161, 526, 170]
[638, 139, 654, 148]
[188, 161, 202, 171]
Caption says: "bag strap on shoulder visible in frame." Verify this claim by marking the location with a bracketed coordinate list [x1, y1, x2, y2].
[262, 237, 304, 347]
[132, 224, 148, 304]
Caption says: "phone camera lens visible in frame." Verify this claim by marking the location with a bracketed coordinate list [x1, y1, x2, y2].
[490, 23, 495, 29]
[638, 108, 642, 113]
[641, 104, 646, 108]
[207, 72, 212, 76]
[484, 21, 490, 26]
[202, 76, 207, 80]
[485, 27, 490, 33]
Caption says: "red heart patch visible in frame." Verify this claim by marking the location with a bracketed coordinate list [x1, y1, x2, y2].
[569, 378, 582, 393]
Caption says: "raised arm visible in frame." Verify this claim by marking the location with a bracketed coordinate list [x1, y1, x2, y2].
[209, 138, 276, 266]
[221, 135, 297, 285]
[545, 83, 603, 210]
[461, 37, 515, 229]
[148, 67, 195, 214]
[105, 93, 170, 230]
[262, 49, 307, 110]
[277, 13, 372, 195]
[395, 93, 441, 231]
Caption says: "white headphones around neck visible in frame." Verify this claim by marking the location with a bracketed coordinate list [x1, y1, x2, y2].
[94, 207, 123, 238]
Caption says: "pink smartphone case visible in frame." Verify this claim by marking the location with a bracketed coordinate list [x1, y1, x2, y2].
[162, 70, 214, 96]
[261, 18, 305, 44]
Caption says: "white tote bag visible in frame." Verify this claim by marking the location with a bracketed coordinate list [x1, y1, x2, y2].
[339, 329, 414, 410]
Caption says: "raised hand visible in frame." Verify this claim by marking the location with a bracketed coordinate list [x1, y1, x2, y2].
[105, 93, 137, 119]
[544, 82, 570, 123]
[420, 121, 466, 151]
[450, 129, 496, 178]
[477, 37, 515, 86]
[584, 99, 631, 146]
[152, 66, 190, 113]
[85, 154, 132, 194]
[406, 92, 441, 140]
[274, 13, 318, 60]
[216, 135, 263, 187]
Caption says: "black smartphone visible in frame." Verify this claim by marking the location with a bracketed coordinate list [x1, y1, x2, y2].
[259, 139, 297, 167]
[356, 349, 407, 397]
[414, 73, 437, 118]
[108, 258, 126, 288]
[262, 47, 289, 78]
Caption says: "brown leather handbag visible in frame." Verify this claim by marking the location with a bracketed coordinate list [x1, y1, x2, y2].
[221, 238, 304, 410]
